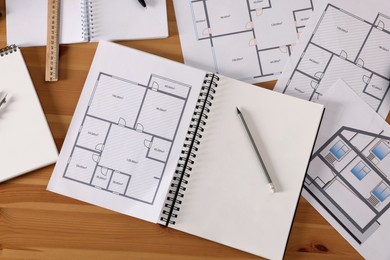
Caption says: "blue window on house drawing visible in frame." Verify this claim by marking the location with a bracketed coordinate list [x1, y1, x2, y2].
[351, 161, 370, 180]
[372, 142, 390, 161]
[330, 140, 349, 160]
[372, 182, 390, 202]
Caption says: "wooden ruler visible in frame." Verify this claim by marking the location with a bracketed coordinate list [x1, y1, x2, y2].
[45, 0, 61, 82]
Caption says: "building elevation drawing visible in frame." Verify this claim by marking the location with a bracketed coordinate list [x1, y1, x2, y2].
[62, 73, 191, 205]
[175, 0, 315, 84]
[305, 126, 390, 244]
[276, 4, 390, 118]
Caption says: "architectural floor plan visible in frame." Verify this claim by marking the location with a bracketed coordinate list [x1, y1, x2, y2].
[303, 79, 390, 259]
[63, 73, 191, 204]
[174, 0, 315, 83]
[306, 126, 390, 244]
[275, 3, 390, 118]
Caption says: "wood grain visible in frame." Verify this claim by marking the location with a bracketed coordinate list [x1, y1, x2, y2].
[0, 0, 375, 259]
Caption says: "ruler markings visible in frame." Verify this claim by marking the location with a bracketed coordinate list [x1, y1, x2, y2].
[45, 0, 60, 82]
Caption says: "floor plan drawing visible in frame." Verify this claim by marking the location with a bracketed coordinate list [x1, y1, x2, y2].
[305, 126, 390, 244]
[175, 0, 315, 83]
[275, 4, 390, 118]
[62, 73, 191, 205]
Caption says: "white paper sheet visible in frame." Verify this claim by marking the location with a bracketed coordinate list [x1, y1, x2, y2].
[274, 0, 390, 119]
[47, 41, 205, 223]
[173, 0, 316, 84]
[303, 79, 390, 260]
[0, 48, 58, 182]
[167, 75, 324, 259]
[6, 0, 168, 47]
[6, 0, 85, 46]
[88, 0, 168, 42]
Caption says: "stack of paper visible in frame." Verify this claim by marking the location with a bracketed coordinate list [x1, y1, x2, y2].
[272, 0, 390, 258]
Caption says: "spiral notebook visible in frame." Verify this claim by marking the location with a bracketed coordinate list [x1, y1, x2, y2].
[0, 45, 58, 183]
[47, 41, 324, 259]
[6, 0, 168, 47]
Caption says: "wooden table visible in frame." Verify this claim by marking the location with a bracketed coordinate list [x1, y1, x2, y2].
[0, 1, 380, 259]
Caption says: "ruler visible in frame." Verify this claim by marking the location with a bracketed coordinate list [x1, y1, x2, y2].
[45, 0, 61, 82]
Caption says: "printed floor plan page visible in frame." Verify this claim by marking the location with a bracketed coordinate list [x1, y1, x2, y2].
[303, 80, 390, 259]
[63, 73, 191, 205]
[174, 0, 315, 84]
[274, 0, 390, 119]
[47, 41, 207, 223]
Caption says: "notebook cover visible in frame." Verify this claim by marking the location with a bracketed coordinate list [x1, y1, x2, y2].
[0, 48, 58, 183]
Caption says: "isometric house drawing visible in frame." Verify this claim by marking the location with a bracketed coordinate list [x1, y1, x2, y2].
[305, 126, 390, 244]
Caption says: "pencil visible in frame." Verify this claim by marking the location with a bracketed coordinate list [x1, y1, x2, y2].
[137, 0, 147, 8]
[0, 94, 7, 110]
[236, 107, 276, 193]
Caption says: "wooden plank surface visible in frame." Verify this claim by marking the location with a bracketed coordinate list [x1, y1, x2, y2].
[0, 0, 375, 259]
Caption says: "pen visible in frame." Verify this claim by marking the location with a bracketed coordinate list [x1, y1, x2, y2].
[0, 94, 8, 111]
[137, 0, 147, 8]
[236, 107, 276, 193]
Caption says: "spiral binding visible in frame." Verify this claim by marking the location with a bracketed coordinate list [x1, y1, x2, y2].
[0, 45, 18, 57]
[81, 0, 94, 41]
[159, 73, 219, 226]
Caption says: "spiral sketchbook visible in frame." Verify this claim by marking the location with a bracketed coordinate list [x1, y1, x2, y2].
[6, 0, 168, 47]
[0, 45, 58, 183]
[47, 41, 324, 259]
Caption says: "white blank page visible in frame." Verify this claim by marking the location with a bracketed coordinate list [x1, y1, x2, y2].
[0, 49, 58, 182]
[6, 0, 168, 46]
[6, 0, 84, 46]
[90, 0, 168, 41]
[171, 76, 324, 259]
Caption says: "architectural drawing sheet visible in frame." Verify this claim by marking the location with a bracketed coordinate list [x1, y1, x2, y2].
[62, 73, 190, 204]
[304, 80, 390, 259]
[274, 0, 390, 118]
[48, 41, 206, 223]
[174, 0, 316, 84]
